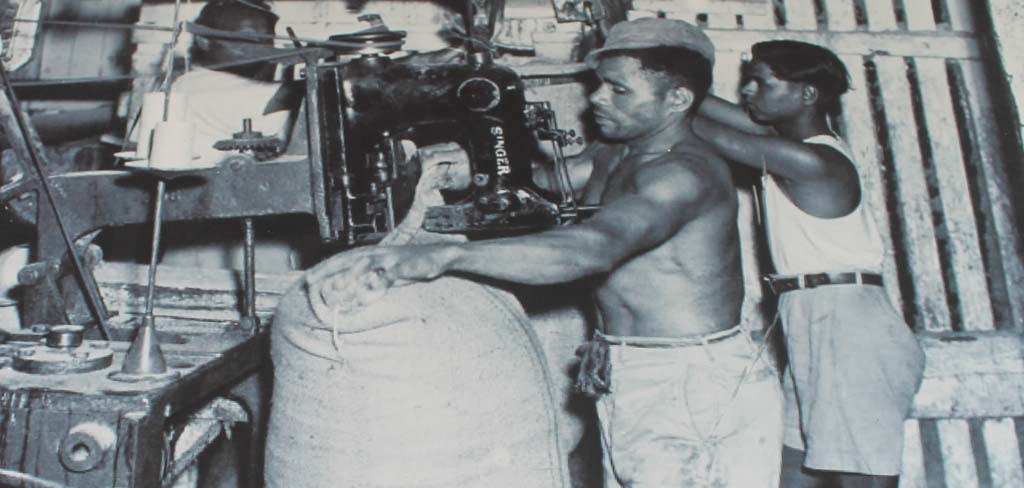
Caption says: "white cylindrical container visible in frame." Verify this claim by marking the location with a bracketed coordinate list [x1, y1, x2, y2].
[136, 92, 188, 160]
[148, 121, 196, 169]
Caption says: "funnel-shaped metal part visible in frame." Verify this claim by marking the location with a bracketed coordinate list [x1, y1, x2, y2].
[119, 314, 168, 375]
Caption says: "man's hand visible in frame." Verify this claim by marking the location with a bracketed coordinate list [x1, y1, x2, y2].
[305, 244, 460, 319]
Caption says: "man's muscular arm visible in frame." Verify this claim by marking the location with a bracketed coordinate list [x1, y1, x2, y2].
[692, 116, 857, 186]
[697, 95, 775, 136]
[306, 156, 709, 295]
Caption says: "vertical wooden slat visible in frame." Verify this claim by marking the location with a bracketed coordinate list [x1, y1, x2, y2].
[822, 0, 857, 30]
[839, 54, 904, 311]
[712, 50, 744, 103]
[914, 57, 995, 331]
[900, 420, 928, 488]
[942, 0, 975, 32]
[782, 0, 819, 30]
[874, 56, 952, 331]
[983, 418, 1024, 487]
[959, 60, 1024, 331]
[902, 0, 937, 31]
[936, 419, 980, 488]
[706, 13, 737, 30]
[742, 9, 778, 30]
[864, 0, 899, 30]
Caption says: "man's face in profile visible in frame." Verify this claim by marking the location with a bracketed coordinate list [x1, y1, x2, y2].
[588, 55, 673, 142]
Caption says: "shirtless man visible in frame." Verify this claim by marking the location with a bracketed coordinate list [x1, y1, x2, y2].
[306, 18, 783, 487]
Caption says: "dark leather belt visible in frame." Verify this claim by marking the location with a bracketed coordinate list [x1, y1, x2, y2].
[764, 272, 883, 294]
[596, 326, 744, 348]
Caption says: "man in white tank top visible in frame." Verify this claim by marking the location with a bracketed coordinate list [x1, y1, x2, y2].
[695, 41, 925, 488]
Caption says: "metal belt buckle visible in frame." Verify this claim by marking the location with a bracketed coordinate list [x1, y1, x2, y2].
[804, 273, 829, 289]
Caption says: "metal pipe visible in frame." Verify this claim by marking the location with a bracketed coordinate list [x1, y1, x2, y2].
[0, 468, 72, 488]
[242, 217, 259, 332]
[144, 179, 166, 317]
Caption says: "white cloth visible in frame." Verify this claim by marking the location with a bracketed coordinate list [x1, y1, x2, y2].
[169, 68, 290, 166]
[761, 134, 885, 275]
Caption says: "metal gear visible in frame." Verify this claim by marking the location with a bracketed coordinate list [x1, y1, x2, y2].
[213, 118, 283, 156]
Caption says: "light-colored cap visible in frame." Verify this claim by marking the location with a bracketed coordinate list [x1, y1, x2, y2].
[584, 18, 715, 68]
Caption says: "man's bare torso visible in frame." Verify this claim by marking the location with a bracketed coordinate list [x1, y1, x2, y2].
[581, 138, 744, 338]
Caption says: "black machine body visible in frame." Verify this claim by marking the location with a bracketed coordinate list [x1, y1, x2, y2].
[310, 50, 583, 244]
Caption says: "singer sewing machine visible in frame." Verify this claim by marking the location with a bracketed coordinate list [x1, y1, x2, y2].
[0, 20, 586, 487]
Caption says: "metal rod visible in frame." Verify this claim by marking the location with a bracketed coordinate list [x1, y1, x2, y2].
[144, 179, 166, 318]
[243, 217, 258, 330]
[0, 61, 111, 339]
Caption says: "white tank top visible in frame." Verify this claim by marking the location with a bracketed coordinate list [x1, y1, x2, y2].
[761, 134, 885, 275]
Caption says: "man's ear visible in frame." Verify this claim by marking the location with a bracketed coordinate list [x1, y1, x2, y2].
[667, 86, 695, 114]
[801, 84, 819, 106]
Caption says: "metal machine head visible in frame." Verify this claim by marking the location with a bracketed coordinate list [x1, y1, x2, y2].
[309, 42, 583, 242]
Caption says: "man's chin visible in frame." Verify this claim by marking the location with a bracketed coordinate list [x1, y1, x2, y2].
[596, 126, 625, 142]
[745, 108, 771, 125]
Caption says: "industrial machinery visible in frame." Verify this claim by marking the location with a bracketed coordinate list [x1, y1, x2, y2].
[0, 13, 588, 487]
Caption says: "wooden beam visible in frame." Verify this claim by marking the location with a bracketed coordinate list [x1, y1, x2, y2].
[705, 29, 981, 59]
[913, 331, 1024, 418]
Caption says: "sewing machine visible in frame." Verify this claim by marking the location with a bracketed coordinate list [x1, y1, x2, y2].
[0, 22, 583, 487]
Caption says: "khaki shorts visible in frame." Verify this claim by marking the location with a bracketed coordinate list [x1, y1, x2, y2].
[595, 327, 784, 487]
[779, 284, 925, 475]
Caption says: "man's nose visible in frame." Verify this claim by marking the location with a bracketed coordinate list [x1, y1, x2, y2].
[589, 86, 608, 106]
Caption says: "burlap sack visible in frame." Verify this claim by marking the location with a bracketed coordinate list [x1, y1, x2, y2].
[264, 143, 571, 487]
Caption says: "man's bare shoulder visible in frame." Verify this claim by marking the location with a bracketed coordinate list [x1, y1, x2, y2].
[671, 135, 729, 168]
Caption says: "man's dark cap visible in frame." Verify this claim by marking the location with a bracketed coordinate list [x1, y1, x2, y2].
[196, 0, 279, 27]
[585, 18, 715, 68]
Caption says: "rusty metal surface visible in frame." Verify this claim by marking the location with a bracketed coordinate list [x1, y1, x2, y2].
[0, 330, 267, 488]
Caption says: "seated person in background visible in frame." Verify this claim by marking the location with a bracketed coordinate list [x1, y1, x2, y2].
[171, 0, 292, 166]
[695, 40, 925, 488]
[158, 0, 311, 273]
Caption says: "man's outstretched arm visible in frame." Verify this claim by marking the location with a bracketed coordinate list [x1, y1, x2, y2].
[306, 156, 708, 294]
[697, 95, 775, 136]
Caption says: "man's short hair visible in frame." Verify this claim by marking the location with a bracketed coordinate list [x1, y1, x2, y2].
[596, 46, 713, 108]
[751, 40, 850, 115]
[195, 0, 278, 32]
